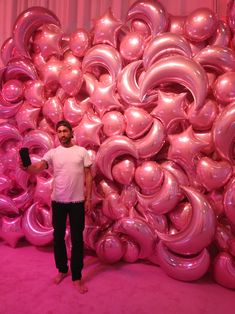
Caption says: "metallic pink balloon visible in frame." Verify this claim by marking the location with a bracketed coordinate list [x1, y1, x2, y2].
[169, 15, 186, 35]
[224, 177, 235, 226]
[33, 24, 62, 60]
[124, 107, 153, 139]
[15, 102, 40, 133]
[215, 224, 233, 252]
[207, 189, 224, 218]
[3, 57, 39, 81]
[102, 192, 129, 220]
[13, 6, 60, 57]
[95, 233, 124, 264]
[92, 8, 123, 47]
[169, 202, 192, 231]
[140, 55, 208, 111]
[120, 31, 145, 61]
[34, 177, 53, 206]
[213, 103, 235, 162]
[96, 178, 120, 198]
[184, 8, 218, 42]
[59, 65, 83, 96]
[42, 96, 63, 126]
[112, 157, 136, 185]
[137, 169, 181, 214]
[11, 189, 34, 211]
[151, 90, 187, 132]
[209, 20, 231, 47]
[0, 216, 24, 247]
[196, 157, 232, 191]
[0, 123, 22, 151]
[0, 174, 12, 192]
[214, 252, 235, 289]
[157, 186, 216, 255]
[157, 241, 210, 281]
[161, 160, 189, 188]
[130, 19, 151, 38]
[227, 0, 235, 32]
[96, 135, 138, 180]
[73, 113, 102, 148]
[188, 99, 218, 131]
[194, 46, 235, 73]
[122, 236, 140, 263]
[69, 28, 90, 57]
[113, 217, 155, 259]
[22, 203, 53, 246]
[22, 129, 54, 155]
[63, 50, 82, 68]
[39, 56, 63, 93]
[82, 44, 122, 83]
[135, 161, 163, 193]
[1, 37, 15, 65]
[143, 32, 192, 70]
[213, 72, 235, 104]
[63, 97, 87, 127]
[24, 80, 46, 107]
[126, 0, 168, 36]
[120, 183, 139, 209]
[134, 118, 165, 159]
[2, 79, 24, 103]
[102, 111, 125, 137]
[0, 195, 19, 215]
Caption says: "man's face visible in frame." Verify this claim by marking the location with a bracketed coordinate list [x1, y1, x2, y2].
[57, 126, 73, 146]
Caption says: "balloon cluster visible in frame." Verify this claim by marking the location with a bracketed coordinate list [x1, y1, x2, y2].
[1, 0, 235, 289]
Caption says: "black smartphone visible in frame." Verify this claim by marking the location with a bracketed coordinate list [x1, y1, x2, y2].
[19, 147, 31, 167]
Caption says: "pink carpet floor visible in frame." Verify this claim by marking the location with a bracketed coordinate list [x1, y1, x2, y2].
[1, 240, 235, 314]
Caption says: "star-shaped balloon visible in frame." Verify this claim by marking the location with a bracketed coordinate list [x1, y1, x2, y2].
[92, 8, 123, 47]
[0, 216, 24, 247]
[90, 82, 123, 117]
[151, 90, 187, 132]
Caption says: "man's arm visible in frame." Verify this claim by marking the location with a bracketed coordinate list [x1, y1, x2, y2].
[23, 160, 48, 175]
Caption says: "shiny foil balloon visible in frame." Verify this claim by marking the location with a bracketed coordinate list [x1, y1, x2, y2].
[1, 79, 24, 103]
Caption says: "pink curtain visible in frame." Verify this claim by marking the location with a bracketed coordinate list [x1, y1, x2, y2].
[0, 0, 228, 52]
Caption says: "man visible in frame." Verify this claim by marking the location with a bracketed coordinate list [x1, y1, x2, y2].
[21, 120, 92, 294]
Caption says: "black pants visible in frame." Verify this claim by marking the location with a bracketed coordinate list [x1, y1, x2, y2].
[51, 201, 85, 281]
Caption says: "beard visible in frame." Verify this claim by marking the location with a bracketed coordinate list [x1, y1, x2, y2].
[59, 136, 72, 145]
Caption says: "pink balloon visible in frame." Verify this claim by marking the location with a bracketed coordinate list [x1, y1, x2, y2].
[213, 103, 235, 162]
[122, 236, 140, 263]
[22, 203, 53, 246]
[15, 102, 40, 133]
[69, 28, 90, 57]
[39, 56, 63, 93]
[196, 157, 232, 191]
[143, 32, 192, 70]
[93, 8, 123, 47]
[1, 79, 24, 103]
[59, 65, 83, 96]
[95, 233, 124, 263]
[96, 178, 120, 198]
[209, 20, 231, 47]
[102, 111, 125, 137]
[0, 123, 22, 150]
[34, 177, 53, 206]
[213, 72, 235, 104]
[124, 107, 153, 139]
[161, 160, 189, 188]
[63, 97, 87, 127]
[169, 202, 192, 231]
[126, 0, 169, 36]
[1, 37, 15, 65]
[96, 135, 138, 180]
[207, 189, 224, 218]
[130, 19, 151, 38]
[215, 224, 233, 252]
[169, 15, 186, 35]
[184, 8, 218, 42]
[135, 161, 163, 193]
[63, 50, 82, 68]
[42, 96, 63, 126]
[0, 195, 19, 215]
[157, 186, 216, 255]
[102, 192, 128, 220]
[120, 31, 145, 61]
[0, 216, 24, 247]
[13, 6, 60, 57]
[157, 241, 210, 281]
[227, 0, 235, 32]
[33, 24, 62, 60]
[113, 217, 155, 259]
[0, 174, 13, 192]
[224, 177, 235, 226]
[22, 129, 54, 155]
[112, 157, 136, 185]
[11, 189, 34, 211]
[3, 57, 39, 81]
[24, 80, 46, 107]
[214, 252, 235, 289]
[140, 55, 208, 112]
[194, 46, 235, 73]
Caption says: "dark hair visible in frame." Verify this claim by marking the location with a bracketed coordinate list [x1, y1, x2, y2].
[56, 120, 73, 131]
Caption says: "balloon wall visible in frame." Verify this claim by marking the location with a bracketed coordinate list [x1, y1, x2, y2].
[1, 0, 235, 290]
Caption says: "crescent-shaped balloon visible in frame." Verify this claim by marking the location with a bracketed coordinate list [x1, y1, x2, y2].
[157, 241, 210, 281]
[1, 37, 15, 65]
[134, 118, 166, 159]
[82, 44, 122, 83]
[194, 46, 235, 73]
[224, 177, 235, 226]
[22, 129, 54, 155]
[0, 123, 22, 148]
[157, 185, 216, 255]
[143, 32, 192, 70]
[11, 189, 34, 211]
[0, 195, 19, 215]
[3, 57, 39, 82]
[112, 217, 155, 259]
[96, 135, 138, 180]
[126, 0, 168, 36]
[0, 100, 22, 119]
[117, 60, 143, 106]
[22, 202, 53, 246]
[214, 252, 235, 289]
[13, 6, 61, 57]
[137, 168, 181, 214]
[212, 103, 235, 163]
[139, 55, 208, 112]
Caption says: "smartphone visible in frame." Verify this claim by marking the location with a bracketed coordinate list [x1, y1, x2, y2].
[19, 147, 32, 167]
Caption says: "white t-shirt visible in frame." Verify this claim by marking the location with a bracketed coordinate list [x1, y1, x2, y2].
[43, 145, 92, 203]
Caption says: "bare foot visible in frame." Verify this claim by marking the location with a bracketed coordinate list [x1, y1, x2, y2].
[73, 280, 88, 294]
[53, 272, 68, 285]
